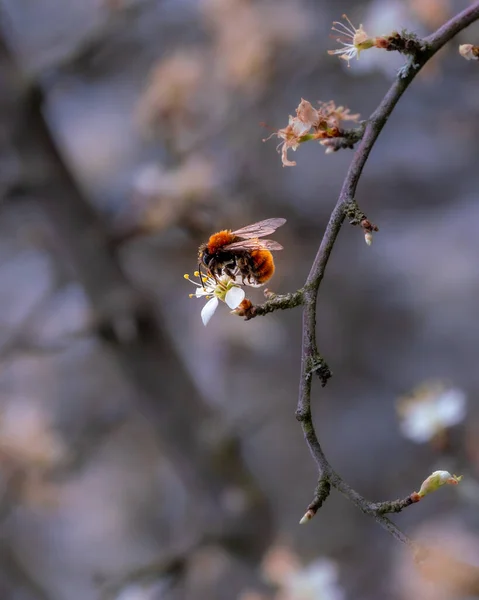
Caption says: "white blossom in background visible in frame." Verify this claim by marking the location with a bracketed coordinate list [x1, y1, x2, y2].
[115, 581, 169, 600]
[279, 559, 344, 600]
[261, 546, 344, 600]
[396, 382, 466, 443]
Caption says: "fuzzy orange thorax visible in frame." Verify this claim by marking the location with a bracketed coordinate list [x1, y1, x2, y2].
[206, 230, 236, 254]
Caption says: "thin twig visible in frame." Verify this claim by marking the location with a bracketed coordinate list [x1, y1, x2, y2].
[243, 289, 304, 319]
[292, 1, 479, 541]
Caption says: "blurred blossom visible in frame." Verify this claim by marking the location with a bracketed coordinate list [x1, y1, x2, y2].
[0, 398, 66, 508]
[396, 523, 479, 600]
[261, 545, 344, 600]
[0, 398, 66, 469]
[279, 561, 343, 600]
[131, 157, 216, 231]
[136, 51, 206, 138]
[136, 1, 311, 149]
[396, 382, 466, 444]
[116, 583, 162, 600]
[201, 0, 310, 93]
[262, 545, 302, 585]
[406, 0, 452, 29]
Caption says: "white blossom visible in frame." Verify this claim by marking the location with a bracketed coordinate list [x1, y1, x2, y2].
[185, 271, 245, 326]
[283, 559, 344, 600]
[397, 383, 466, 443]
[328, 15, 375, 66]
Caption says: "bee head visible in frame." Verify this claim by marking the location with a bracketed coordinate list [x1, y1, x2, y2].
[199, 243, 213, 267]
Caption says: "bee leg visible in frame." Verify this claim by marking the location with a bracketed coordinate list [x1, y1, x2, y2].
[236, 265, 247, 285]
[209, 267, 219, 283]
[233, 257, 247, 284]
[224, 266, 234, 279]
[198, 264, 205, 287]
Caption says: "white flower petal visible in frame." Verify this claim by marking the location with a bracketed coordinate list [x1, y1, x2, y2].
[400, 406, 437, 443]
[225, 286, 245, 309]
[284, 559, 343, 600]
[436, 389, 466, 426]
[291, 120, 311, 137]
[201, 297, 218, 326]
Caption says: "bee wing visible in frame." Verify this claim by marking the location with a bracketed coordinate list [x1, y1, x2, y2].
[231, 218, 286, 239]
[222, 238, 284, 251]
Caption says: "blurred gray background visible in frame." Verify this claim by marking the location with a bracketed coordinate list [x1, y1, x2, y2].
[0, 0, 479, 599]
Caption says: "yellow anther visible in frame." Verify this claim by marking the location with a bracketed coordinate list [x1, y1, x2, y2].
[194, 270, 200, 277]
[184, 274, 190, 279]
[189, 294, 195, 298]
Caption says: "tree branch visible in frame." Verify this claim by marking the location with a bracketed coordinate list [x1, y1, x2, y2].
[292, 1, 479, 542]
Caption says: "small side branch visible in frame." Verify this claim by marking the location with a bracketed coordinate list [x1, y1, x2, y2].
[300, 477, 331, 524]
[320, 122, 366, 154]
[374, 495, 416, 514]
[241, 289, 304, 320]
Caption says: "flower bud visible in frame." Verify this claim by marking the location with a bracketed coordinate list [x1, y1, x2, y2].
[417, 470, 462, 498]
[299, 509, 315, 525]
[459, 44, 479, 61]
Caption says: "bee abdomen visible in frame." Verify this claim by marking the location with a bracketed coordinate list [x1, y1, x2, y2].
[250, 250, 275, 284]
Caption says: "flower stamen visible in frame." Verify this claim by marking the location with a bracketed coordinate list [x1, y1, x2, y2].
[328, 14, 375, 66]
[185, 270, 246, 326]
[331, 21, 356, 38]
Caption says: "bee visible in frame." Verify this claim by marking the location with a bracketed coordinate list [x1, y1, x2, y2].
[198, 218, 286, 287]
